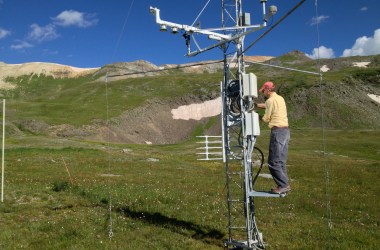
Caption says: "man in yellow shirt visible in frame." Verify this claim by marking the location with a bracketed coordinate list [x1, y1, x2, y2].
[257, 81, 291, 194]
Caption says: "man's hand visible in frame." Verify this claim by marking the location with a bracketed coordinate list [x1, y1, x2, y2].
[256, 103, 266, 109]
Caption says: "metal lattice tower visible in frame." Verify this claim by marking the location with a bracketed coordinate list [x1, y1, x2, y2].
[221, 1, 264, 248]
[150, 1, 283, 249]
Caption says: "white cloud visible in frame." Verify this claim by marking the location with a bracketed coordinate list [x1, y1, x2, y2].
[53, 10, 98, 28]
[11, 41, 33, 50]
[28, 23, 59, 42]
[0, 28, 10, 39]
[306, 46, 335, 59]
[360, 6, 368, 11]
[342, 29, 380, 57]
[310, 15, 329, 26]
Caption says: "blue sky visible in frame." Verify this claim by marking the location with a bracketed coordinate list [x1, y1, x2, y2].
[0, 0, 379, 68]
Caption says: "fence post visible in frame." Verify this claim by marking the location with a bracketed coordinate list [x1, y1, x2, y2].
[1, 99, 5, 202]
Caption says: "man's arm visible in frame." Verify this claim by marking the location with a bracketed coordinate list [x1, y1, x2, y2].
[262, 99, 274, 123]
[256, 103, 266, 109]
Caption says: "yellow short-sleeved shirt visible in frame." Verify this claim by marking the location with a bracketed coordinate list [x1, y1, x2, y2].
[262, 92, 288, 128]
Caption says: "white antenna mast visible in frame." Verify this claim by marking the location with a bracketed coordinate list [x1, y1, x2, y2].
[150, 1, 283, 249]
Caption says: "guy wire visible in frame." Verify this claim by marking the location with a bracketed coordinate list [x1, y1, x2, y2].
[105, 0, 136, 241]
[191, 0, 212, 27]
[106, 60, 224, 78]
[314, 0, 333, 243]
[242, 0, 306, 55]
[111, 0, 136, 61]
[105, 73, 113, 240]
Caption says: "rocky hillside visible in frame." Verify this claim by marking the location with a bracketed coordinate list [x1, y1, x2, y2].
[272, 52, 380, 128]
[0, 52, 379, 144]
[0, 62, 99, 89]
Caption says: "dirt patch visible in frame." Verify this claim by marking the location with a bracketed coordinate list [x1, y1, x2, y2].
[94, 99, 201, 144]
[42, 97, 220, 144]
[244, 55, 275, 63]
[100, 174, 122, 177]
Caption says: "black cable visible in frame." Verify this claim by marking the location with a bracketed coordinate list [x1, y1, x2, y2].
[242, 0, 307, 54]
[106, 60, 223, 78]
[251, 147, 264, 186]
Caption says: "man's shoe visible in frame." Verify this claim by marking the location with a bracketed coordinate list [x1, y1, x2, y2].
[271, 185, 291, 194]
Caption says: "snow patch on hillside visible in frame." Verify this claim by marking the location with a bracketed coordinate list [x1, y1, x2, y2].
[171, 97, 221, 120]
[320, 65, 330, 72]
[368, 94, 380, 104]
[353, 62, 370, 68]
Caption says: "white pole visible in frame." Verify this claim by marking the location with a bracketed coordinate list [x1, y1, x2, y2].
[220, 81, 226, 163]
[1, 99, 5, 202]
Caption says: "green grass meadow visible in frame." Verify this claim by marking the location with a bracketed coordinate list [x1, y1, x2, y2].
[0, 129, 379, 249]
[0, 58, 379, 249]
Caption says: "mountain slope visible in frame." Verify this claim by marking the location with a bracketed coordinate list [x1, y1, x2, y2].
[0, 53, 379, 144]
[0, 62, 98, 89]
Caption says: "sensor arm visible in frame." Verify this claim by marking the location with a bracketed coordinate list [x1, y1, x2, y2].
[149, 3, 277, 57]
[187, 25, 264, 57]
[150, 7, 231, 41]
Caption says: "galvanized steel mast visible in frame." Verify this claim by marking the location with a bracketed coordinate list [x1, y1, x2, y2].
[150, 1, 280, 249]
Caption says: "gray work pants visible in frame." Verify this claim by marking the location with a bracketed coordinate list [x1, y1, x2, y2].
[268, 127, 290, 188]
